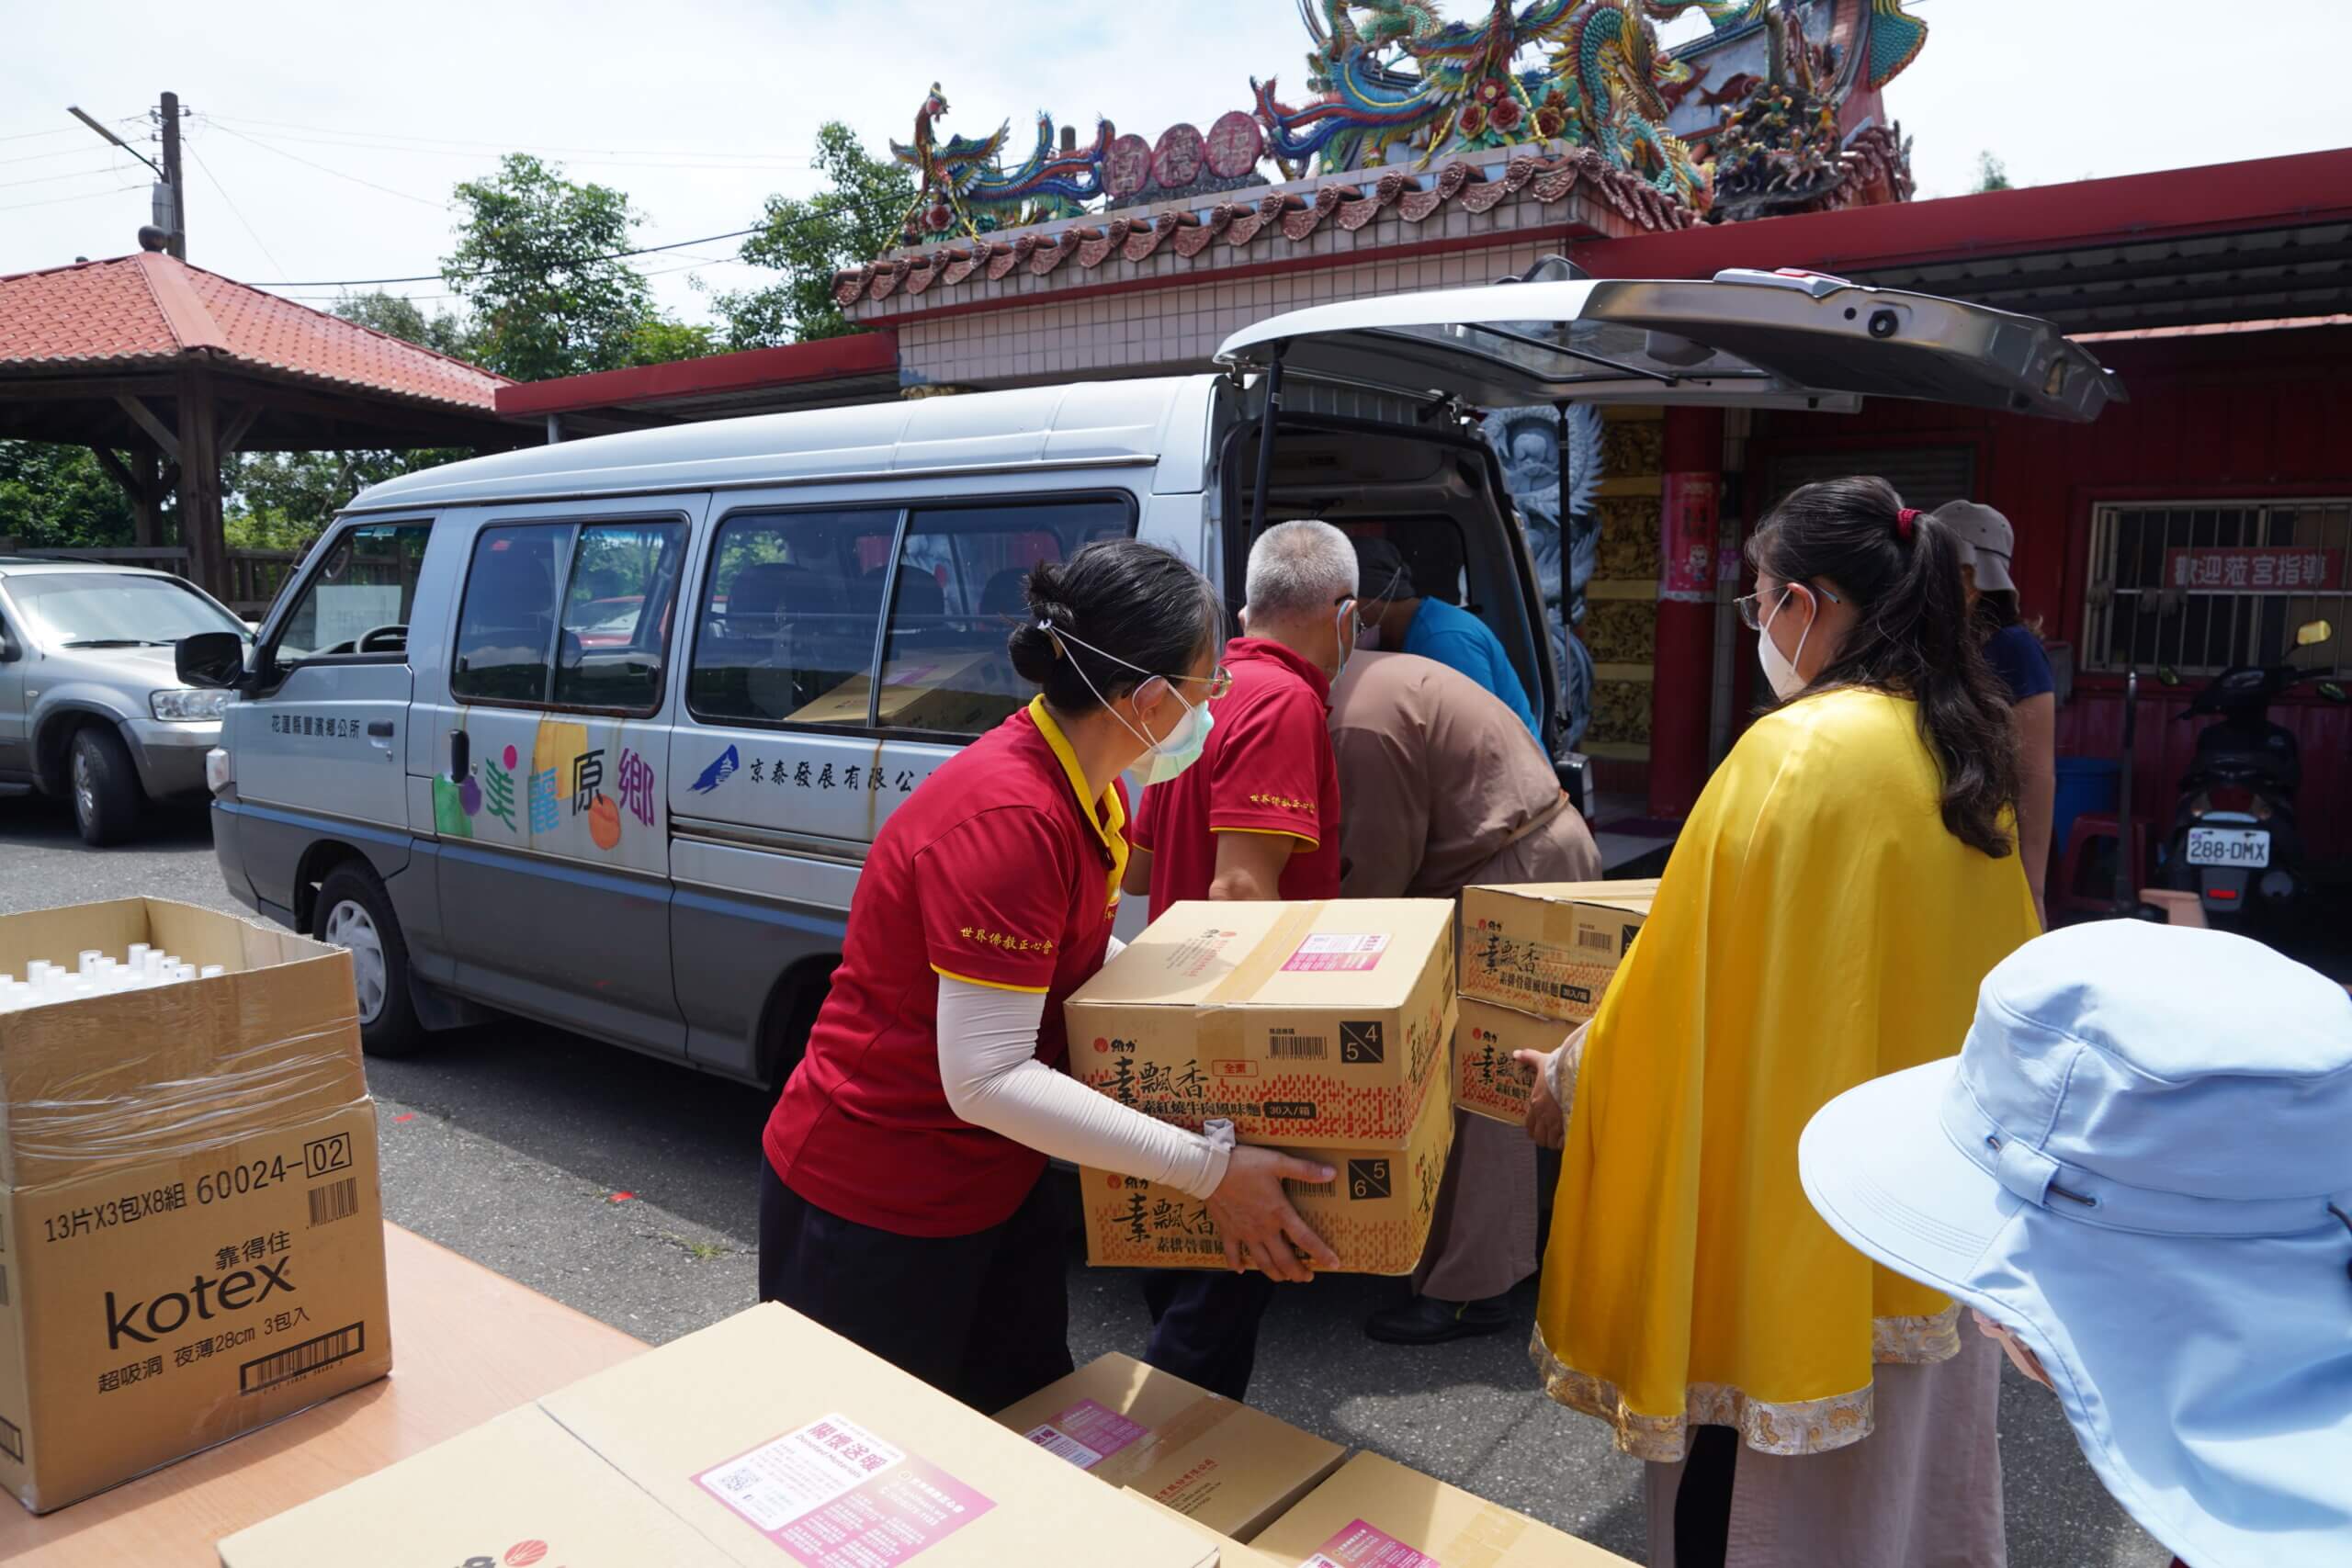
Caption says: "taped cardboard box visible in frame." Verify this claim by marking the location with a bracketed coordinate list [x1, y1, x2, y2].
[1126, 1491, 1290, 1568]
[997, 1353, 1343, 1540]
[1253, 1450, 1637, 1566]
[220, 1303, 1217, 1568]
[1453, 996, 1575, 1126]
[1079, 1057, 1453, 1274]
[1458, 880, 1656, 1024]
[0, 897, 390, 1515]
[1067, 899, 1455, 1148]
[786, 650, 1006, 732]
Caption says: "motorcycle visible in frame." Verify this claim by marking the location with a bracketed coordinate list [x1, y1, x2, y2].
[2159, 619, 2346, 926]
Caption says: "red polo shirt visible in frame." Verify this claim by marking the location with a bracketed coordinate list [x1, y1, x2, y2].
[1133, 637, 1342, 919]
[763, 698, 1129, 1236]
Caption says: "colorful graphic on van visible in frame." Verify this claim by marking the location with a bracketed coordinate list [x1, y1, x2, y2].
[458, 773, 482, 816]
[432, 776, 474, 840]
[616, 747, 658, 826]
[587, 793, 623, 851]
[569, 749, 605, 815]
[532, 721, 591, 839]
[690, 745, 741, 794]
[482, 746, 520, 831]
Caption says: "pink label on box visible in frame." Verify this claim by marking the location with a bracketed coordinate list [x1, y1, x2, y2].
[1022, 1397, 1150, 1470]
[1302, 1519, 1445, 1567]
[1283, 932, 1392, 973]
[697, 1414, 994, 1565]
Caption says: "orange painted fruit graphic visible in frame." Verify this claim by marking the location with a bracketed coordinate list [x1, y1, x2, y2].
[588, 792, 622, 850]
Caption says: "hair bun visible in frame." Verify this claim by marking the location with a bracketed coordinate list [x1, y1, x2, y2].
[1007, 564, 1073, 683]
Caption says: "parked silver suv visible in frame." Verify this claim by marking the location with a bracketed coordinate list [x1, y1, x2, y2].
[0, 558, 251, 844]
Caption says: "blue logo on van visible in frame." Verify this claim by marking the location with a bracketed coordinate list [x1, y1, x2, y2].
[689, 745, 741, 795]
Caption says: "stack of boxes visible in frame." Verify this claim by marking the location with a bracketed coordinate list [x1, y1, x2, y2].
[1453, 882, 1657, 1125]
[1063, 899, 1457, 1274]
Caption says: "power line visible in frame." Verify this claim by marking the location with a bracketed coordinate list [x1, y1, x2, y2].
[241, 224, 763, 288]
[0, 126, 78, 143]
[0, 182, 146, 214]
[0, 159, 139, 190]
[202, 120, 448, 209]
[186, 143, 288, 279]
[202, 111, 814, 167]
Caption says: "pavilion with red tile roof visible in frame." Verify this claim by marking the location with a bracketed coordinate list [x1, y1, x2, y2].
[0, 244, 524, 599]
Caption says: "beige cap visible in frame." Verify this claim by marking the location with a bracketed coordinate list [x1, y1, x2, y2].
[1934, 502, 2016, 592]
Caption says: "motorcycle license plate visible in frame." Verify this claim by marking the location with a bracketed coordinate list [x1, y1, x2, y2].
[2186, 827, 2270, 868]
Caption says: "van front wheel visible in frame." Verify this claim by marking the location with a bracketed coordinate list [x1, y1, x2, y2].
[316, 864, 425, 1056]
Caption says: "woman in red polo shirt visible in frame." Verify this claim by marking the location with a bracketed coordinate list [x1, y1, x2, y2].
[760, 539, 1340, 1410]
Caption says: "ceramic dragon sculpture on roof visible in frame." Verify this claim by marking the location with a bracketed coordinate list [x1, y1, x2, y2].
[1702, 0, 1927, 220]
[890, 84, 1115, 242]
[1256, 0, 1713, 208]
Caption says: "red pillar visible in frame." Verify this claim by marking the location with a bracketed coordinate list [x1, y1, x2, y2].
[1649, 407, 1723, 818]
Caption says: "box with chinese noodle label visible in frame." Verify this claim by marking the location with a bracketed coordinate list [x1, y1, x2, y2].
[1256, 1450, 1636, 1565]
[1457, 881, 1656, 1024]
[1065, 899, 1456, 1148]
[0, 897, 390, 1515]
[1453, 996, 1574, 1126]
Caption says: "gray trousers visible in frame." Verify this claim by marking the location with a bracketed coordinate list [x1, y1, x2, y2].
[1414, 807, 1597, 1302]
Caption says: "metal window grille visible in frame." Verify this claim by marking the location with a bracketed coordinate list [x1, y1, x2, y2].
[2083, 500, 2351, 677]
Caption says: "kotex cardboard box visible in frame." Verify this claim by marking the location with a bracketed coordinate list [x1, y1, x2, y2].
[1126, 1491, 1290, 1568]
[1453, 996, 1575, 1126]
[996, 1353, 1343, 1540]
[219, 1303, 1220, 1568]
[1078, 1060, 1453, 1275]
[0, 897, 390, 1515]
[786, 650, 1002, 731]
[1457, 880, 1656, 1023]
[1253, 1450, 1637, 1566]
[1066, 899, 1455, 1147]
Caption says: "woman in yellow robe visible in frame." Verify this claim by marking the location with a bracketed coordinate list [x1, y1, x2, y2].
[1522, 477, 2040, 1567]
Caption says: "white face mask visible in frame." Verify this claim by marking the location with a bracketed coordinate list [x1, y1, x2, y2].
[1330, 599, 1360, 682]
[1355, 622, 1382, 653]
[1042, 622, 1216, 784]
[1758, 586, 1814, 702]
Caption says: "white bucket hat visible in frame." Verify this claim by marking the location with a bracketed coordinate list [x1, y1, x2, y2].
[1800, 919, 2352, 1568]
[1935, 501, 2017, 593]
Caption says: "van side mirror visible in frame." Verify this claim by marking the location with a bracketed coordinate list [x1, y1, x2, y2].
[176, 631, 248, 690]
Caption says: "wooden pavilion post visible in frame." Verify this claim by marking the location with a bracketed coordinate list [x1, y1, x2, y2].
[175, 367, 227, 599]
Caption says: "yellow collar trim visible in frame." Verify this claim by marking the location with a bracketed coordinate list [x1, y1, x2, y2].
[1028, 696, 1129, 902]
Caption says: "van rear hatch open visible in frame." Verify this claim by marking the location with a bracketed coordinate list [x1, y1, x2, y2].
[1216, 268, 2121, 423]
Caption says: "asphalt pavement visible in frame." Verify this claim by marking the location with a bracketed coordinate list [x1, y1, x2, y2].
[0, 796, 2171, 1567]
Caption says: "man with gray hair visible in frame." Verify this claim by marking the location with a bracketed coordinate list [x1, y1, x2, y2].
[1122, 518, 1360, 1397]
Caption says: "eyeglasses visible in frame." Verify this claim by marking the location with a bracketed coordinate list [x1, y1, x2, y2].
[1736, 581, 1840, 630]
[1186, 665, 1236, 701]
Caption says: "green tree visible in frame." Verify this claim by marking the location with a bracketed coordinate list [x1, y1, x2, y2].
[0, 442, 138, 548]
[332, 289, 481, 362]
[1973, 152, 2013, 193]
[444, 153, 712, 380]
[716, 122, 915, 348]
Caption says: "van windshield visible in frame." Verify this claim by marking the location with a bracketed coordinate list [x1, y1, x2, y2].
[7, 573, 249, 648]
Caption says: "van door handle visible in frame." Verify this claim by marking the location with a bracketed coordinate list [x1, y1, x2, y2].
[448, 729, 469, 780]
[368, 721, 395, 738]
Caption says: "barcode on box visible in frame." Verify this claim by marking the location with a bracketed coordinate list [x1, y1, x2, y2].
[1268, 1032, 1329, 1059]
[308, 1177, 358, 1228]
[1286, 1178, 1337, 1199]
[1577, 928, 1615, 953]
[240, 1322, 366, 1394]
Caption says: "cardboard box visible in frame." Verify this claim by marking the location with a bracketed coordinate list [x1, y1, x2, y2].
[1453, 996, 1575, 1126]
[1458, 880, 1656, 1023]
[1079, 1058, 1453, 1274]
[1067, 900, 1456, 1147]
[997, 1353, 1343, 1540]
[1252, 1450, 1637, 1566]
[786, 650, 1005, 731]
[220, 1303, 1220, 1568]
[1126, 1491, 1290, 1568]
[0, 897, 390, 1514]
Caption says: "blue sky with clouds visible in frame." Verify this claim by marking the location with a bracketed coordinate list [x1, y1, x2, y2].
[5, 0, 2344, 328]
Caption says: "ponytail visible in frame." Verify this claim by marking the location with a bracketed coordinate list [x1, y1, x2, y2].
[1749, 477, 2021, 858]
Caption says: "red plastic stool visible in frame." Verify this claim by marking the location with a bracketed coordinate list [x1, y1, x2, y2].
[2052, 812, 2150, 917]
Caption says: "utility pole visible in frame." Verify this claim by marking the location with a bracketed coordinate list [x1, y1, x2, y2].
[158, 91, 186, 259]
[65, 93, 184, 259]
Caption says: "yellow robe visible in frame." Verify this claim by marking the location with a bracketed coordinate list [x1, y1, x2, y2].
[1532, 688, 2038, 1461]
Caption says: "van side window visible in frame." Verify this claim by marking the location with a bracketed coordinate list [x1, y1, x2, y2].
[274, 522, 433, 662]
[452, 519, 686, 712]
[877, 497, 1136, 738]
[687, 507, 900, 725]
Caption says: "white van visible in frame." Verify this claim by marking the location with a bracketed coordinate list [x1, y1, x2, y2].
[177, 270, 2117, 1075]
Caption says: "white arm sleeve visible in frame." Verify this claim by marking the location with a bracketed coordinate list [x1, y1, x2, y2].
[936, 976, 1231, 1200]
